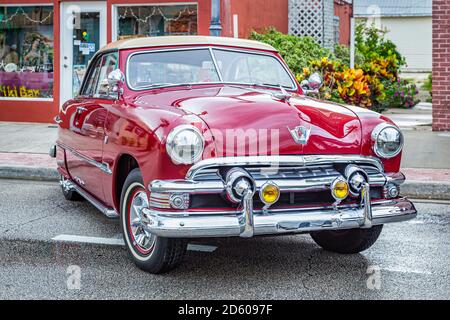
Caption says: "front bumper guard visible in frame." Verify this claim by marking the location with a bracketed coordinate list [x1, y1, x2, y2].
[144, 156, 415, 238]
[141, 197, 416, 238]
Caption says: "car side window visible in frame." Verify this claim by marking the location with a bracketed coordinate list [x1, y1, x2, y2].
[94, 53, 119, 98]
[81, 56, 102, 97]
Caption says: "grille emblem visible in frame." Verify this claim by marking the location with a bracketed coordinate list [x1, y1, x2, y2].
[287, 125, 311, 145]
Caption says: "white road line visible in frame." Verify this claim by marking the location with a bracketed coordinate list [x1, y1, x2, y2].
[187, 244, 218, 252]
[382, 267, 433, 275]
[52, 234, 125, 246]
[52, 234, 218, 253]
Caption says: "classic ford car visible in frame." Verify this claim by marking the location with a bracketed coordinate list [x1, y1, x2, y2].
[51, 36, 416, 273]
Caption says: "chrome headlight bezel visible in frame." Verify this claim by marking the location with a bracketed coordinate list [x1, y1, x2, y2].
[166, 125, 204, 165]
[371, 123, 404, 159]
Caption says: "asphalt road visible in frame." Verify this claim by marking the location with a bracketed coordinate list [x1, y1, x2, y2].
[0, 179, 449, 300]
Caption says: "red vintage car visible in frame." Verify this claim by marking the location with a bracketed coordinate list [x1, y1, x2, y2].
[51, 36, 416, 273]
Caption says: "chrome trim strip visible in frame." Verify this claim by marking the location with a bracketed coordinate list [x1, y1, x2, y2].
[386, 172, 406, 185]
[150, 174, 388, 195]
[57, 142, 112, 175]
[209, 47, 223, 82]
[141, 198, 416, 238]
[60, 177, 118, 219]
[186, 155, 384, 180]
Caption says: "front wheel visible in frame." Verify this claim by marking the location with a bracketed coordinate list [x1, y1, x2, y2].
[120, 168, 187, 274]
[310, 225, 383, 254]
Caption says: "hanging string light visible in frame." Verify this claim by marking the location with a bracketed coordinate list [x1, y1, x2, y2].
[118, 6, 197, 24]
[0, 7, 53, 24]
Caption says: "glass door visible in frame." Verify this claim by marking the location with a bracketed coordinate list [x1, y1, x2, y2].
[60, 2, 106, 106]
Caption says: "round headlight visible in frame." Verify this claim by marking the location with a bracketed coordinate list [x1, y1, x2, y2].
[166, 125, 204, 165]
[371, 123, 404, 159]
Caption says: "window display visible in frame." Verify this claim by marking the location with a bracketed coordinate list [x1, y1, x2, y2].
[0, 6, 54, 99]
[117, 5, 197, 39]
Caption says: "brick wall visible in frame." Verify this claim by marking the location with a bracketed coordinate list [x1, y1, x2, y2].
[433, 0, 450, 131]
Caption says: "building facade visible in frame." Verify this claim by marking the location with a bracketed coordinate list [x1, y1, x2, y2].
[354, 0, 432, 73]
[0, 0, 349, 123]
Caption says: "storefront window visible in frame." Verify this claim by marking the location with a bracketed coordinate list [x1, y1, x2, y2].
[0, 6, 54, 99]
[117, 5, 197, 39]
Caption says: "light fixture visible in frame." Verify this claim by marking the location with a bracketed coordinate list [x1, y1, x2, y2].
[259, 182, 280, 206]
[372, 123, 404, 159]
[331, 176, 349, 201]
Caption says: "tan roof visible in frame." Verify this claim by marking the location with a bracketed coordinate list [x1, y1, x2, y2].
[100, 36, 277, 53]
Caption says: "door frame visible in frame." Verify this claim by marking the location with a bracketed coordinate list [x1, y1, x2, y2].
[60, 1, 107, 107]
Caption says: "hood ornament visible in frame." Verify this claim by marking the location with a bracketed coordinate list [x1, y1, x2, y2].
[287, 125, 311, 145]
[272, 85, 292, 102]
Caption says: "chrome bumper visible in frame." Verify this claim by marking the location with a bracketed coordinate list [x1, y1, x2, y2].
[141, 198, 416, 238]
[143, 156, 416, 238]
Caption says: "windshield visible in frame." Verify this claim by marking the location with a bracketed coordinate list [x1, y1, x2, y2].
[212, 49, 295, 89]
[127, 49, 220, 89]
[127, 48, 296, 90]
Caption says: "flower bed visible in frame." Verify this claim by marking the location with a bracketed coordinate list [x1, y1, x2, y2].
[250, 25, 419, 112]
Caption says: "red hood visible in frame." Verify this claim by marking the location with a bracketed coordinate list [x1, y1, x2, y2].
[133, 86, 362, 156]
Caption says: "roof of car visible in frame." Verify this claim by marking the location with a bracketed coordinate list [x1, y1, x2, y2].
[100, 36, 277, 53]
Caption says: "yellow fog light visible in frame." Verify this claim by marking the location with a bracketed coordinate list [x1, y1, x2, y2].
[260, 182, 280, 205]
[331, 177, 349, 201]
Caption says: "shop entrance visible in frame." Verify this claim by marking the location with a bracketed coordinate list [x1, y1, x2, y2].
[60, 2, 106, 106]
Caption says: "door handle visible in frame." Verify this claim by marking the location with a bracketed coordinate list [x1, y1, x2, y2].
[76, 106, 87, 114]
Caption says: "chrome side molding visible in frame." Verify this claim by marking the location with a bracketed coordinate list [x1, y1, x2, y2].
[60, 176, 119, 219]
[57, 142, 112, 175]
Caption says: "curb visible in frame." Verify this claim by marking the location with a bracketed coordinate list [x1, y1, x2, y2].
[0, 165, 59, 182]
[401, 181, 450, 201]
[1, 165, 450, 201]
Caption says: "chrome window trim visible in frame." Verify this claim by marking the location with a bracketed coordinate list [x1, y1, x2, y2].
[186, 155, 384, 180]
[209, 47, 223, 82]
[125, 46, 298, 92]
[57, 142, 112, 175]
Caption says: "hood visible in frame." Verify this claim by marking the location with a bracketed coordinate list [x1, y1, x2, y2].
[133, 86, 362, 156]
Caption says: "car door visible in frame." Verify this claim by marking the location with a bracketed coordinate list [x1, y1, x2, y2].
[65, 52, 118, 203]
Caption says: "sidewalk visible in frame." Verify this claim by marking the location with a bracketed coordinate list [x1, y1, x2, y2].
[0, 111, 449, 199]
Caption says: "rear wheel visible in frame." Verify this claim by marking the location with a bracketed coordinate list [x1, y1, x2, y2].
[310, 225, 383, 254]
[120, 168, 187, 273]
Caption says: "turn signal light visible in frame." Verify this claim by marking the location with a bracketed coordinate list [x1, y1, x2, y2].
[331, 177, 349, 201]
[260, 182, 280, 205]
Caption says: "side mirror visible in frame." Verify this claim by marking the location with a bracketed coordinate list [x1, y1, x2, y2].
[107, 69, 125, 99]
[301, 72, 323, 95]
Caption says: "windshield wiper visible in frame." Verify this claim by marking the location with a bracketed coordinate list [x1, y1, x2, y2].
[250, 83, 292, 90]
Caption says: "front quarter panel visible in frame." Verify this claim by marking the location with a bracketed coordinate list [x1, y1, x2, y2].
[345, 105, 402, 173]
[102, 98, 215, 210]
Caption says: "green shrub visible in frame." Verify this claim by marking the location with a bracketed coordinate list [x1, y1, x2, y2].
[423, 73, 432, 95]
[249, 28, 332, 75]
[355, 23, 406, 74]
[334, 44, 365, 66]
[250, 26, 417, 111]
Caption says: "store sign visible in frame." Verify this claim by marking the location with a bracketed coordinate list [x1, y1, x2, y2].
[0, 72, 53, 98]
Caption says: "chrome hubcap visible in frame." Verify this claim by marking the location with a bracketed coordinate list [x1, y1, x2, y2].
[129, 190, 155, 253]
